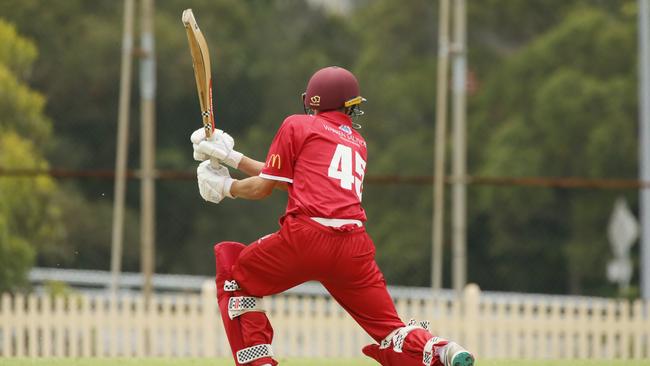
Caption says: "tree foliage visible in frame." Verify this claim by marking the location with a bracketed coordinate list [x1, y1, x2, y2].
[0, 19, 62, 292]
[470, 6, 637, 294]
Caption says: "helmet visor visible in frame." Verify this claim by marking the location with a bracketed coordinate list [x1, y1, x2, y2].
[344, 96, 366, 108]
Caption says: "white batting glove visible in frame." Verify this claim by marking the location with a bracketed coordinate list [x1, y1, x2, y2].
[196, 160, 235, 204]
[190, 127, 232, 160]
[190, 127, 243, 169]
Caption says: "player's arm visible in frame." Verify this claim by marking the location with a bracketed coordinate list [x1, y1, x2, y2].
[196, 162, 284, 205]
[230, 176, 279, 199]
[236, 157, 288, 190]
[190, 128, 288, 192]
[236, 156, 264, 176]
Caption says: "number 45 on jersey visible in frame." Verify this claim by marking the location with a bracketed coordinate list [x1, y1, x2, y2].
[328, 144, 366, 201]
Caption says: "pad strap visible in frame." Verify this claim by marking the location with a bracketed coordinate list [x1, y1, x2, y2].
[236, 343, 274, 364]
[379, 328, 400, 349]
[228, 296, 265, 319]
[419, 321, 431, 331]
[407, 318, 431, 331]
[379, 325, 421, 352]
[379, 320, 434, 353]
[392, 325, 421, 352]
[224, 280, 240, 291]
[422, 337, 445, 366]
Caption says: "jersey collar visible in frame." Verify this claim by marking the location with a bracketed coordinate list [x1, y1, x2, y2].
[317, 111, 353, 127]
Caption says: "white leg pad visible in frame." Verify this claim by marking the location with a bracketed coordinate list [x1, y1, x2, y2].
[228, 296, 265, 319]
[236, 343, 274, 364]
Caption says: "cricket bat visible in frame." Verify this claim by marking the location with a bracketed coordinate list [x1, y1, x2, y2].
[182, 9, 214, 138]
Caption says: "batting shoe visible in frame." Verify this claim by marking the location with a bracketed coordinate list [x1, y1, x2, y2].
[440, 341, 474, 366]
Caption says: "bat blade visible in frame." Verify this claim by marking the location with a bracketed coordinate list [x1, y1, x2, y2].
[182, 8, 214, 137]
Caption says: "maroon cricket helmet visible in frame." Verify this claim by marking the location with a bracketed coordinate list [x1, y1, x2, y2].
[303, 66, 365, 112]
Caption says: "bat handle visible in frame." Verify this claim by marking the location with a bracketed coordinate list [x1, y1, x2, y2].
[209, 157, 222, 170]
[205, 125, 219, 169]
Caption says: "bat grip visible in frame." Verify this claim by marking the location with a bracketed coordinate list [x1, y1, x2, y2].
[209, 157, 222, 169]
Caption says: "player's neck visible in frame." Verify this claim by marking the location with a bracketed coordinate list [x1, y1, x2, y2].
[316, 110, 353, 126]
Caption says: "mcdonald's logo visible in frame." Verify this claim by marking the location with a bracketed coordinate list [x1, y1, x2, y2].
[267, 154, 281, 169]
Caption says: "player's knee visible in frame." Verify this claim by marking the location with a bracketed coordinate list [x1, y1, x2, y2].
[214, 241, 246, 275]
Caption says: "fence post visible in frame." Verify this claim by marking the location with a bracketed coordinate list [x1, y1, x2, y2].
[463, 283, 480, 355]
[15, 294, 24, 357]
[1, 294, 13, 357]
[201, 280, 217, 357]
[27, 295, 38, 357]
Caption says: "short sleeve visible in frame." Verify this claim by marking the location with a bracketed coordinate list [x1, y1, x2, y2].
[259, 117, 304, 183]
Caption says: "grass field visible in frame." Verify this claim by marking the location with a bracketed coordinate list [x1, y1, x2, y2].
[2, 359, 650, 366]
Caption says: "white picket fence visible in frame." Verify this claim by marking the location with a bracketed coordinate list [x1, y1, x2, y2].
[1, 282, 649, 360]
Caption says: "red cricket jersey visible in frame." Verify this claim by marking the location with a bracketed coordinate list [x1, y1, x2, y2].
[259, 111, 368, 222]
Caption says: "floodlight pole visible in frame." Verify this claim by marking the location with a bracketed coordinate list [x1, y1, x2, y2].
[110, 0, 135, 298]
[140, 0, 156, 306]
[451, 0, 467, 293]
[432, 0, 451, 291]
[639, 0, 650, 300]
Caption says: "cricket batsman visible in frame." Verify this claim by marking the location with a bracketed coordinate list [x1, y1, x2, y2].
[191, 66, 475, 366]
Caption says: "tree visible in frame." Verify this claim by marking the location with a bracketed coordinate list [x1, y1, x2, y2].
[0, 19, 62, 292]
[470, 6, 637, 294]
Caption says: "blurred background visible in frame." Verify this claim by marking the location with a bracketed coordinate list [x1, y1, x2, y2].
[0, 0, 644, 298]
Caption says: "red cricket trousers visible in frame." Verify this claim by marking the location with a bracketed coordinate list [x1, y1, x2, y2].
[231, 214, 404, 343]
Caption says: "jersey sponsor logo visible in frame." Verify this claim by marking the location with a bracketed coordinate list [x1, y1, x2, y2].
[309, 95, 321, 107]
[339, 125, 352, 134]
[323, 124, 367, 147]
[267, 154, 281, 169]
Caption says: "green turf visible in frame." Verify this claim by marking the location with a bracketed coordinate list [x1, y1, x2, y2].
[2, 359, 650, 366]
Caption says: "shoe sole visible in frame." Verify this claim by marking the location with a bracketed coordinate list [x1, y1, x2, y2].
[451, 351, 474, 366]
